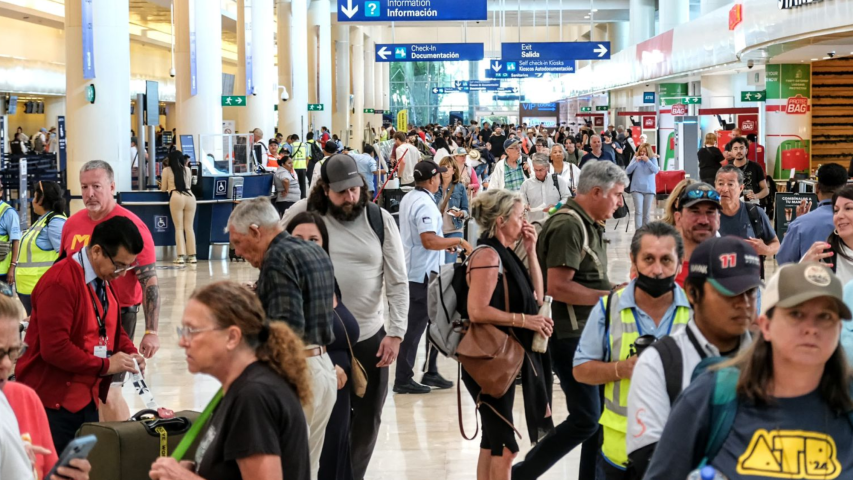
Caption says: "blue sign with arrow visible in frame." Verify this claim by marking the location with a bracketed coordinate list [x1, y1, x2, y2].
[375, 43, 483, 63]
[338, 0, 487, 22]
[431, 86, 464, 95]
[489, 59, 575, 75]
[501, 42, 611, 61]
[484, 69, 543, 79]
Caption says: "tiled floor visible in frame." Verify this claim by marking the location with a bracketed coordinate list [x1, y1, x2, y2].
[122, 199, 771, 479]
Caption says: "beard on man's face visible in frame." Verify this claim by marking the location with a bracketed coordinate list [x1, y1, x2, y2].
[328, 194, 366, 222]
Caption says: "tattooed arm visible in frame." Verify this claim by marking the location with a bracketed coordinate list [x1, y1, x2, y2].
[136, 263, 161, 358]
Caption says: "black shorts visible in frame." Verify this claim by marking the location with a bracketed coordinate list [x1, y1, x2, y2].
[111, 306, 139, 385]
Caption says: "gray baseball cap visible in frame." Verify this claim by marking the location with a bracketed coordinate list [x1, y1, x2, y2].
[321, 154, 363, 192]
[760, 262, 852, 319]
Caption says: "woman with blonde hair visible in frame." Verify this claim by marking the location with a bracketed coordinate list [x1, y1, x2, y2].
[661, 178, 698, 225]
[149, 281, 311, 480]
[626, 143, 661, 228]
[437, 156, 470, 264]
[698, 132, 725, 184]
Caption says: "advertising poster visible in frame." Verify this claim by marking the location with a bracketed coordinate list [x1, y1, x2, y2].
[766, 64, 812, 179]
[775, 192, 818, 242]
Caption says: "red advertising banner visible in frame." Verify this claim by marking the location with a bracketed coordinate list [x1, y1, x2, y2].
[786, 95, 809, 114]
[738, 114, 758, 134]
[671, 103, 688, 116]
[729, 4, 743, 30]
[643, 116, 657, 129]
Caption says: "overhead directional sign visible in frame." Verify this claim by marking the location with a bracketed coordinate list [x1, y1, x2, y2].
[501, 42, 611, 61]
[431, 86, 464, 95]
[375, 43, 483, 63]
[580, 107, 592, 112]
[221, 96, 246, 106]
[364, 108, 374, 113]
[489, 59, 574, 76]
[452, 80, 518, 92]
[596, 106, 609, 111]
[660, 96, 702, 106]
[338, 0, 487, 22]
[643, 92, 656, 104]
[741, 90, 766, 102]
[485, 68, 543, 79]
[308, 103, 325, 111]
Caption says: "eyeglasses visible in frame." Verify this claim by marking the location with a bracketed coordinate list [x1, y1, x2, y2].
[0, 344, 27, 362]
[101, 247, 138, 274]
[679, 188, 721, 205]
[176, 326, 224, 341]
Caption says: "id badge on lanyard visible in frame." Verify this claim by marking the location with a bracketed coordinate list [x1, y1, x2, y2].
[80, 250, 110, 356]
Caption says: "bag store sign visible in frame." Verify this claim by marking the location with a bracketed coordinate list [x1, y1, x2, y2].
[786, 95, 809, 114]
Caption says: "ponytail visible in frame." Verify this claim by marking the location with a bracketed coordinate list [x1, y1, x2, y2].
[257, 323, 313, 406]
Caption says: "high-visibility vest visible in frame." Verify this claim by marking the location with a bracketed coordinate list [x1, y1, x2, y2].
[15, 212, 66, 294]
[599, 286, 691, 468]
[0, 203, 15, 276]
[291, 142, 307, 169]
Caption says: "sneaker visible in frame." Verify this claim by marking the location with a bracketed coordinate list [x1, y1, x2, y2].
[173, 256, 186, 265]
[392, 379, 431, 394]
[188, 255, 198, 264]
[421, 372, 453, 389]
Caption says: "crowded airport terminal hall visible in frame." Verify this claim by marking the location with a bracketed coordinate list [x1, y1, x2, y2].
[4, 0, 853, 479]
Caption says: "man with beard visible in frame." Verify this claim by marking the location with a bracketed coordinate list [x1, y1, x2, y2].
[671, 183, 722, 287]
[730, 137, 768, 204]
[396, 162, 472, 394]
[627, 237, 758, 478]
[573, 221, 692, 479]
[281, 154, 409, 479]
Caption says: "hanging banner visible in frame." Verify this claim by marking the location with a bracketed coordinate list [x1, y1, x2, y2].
[82, 0, 95, 79]
[244, 0, 254, 96]
[58, 116, 67, 171]
[396, 110, 408, 132]
[189, 0, 197, 96]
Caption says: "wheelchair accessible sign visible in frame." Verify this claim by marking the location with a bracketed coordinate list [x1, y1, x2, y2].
[215, 179, 228, 198]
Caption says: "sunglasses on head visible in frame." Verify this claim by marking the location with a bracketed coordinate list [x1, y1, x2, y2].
[678, 188, 721, 209]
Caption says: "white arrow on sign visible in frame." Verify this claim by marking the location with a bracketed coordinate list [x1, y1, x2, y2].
[755, 92, 763, 99]
[455, 81, 462, 88]
[432, 88, 439, 94]
[377, 46, 390, 60]
[341, 0, 358, 18]
[594, 44, 608, 58]
[236, 97, 243, 104]
[491, 61, 502, 72]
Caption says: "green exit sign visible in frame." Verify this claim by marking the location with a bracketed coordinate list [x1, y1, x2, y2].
[308, 104, 324, 111]
[741, 90, 766, 102]
[221, 95, 246, 106]
[580, 107, 592, 112]
[661, 96, 701, 106]
[596, 106, 609, 111]
[364, 108, 374, 113]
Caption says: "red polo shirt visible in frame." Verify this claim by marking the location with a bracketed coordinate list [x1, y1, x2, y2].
[5, 381, 58, 479]
[15, 256, 137, 412]
[59, 204, 156, 307]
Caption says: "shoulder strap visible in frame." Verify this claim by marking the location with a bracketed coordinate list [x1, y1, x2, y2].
[744, 202, 766, 240]
[552, 173, 561, 197]
[702, 367, 740, 466]
[651, 336, 684, 405]
[603, 291, 615, 362]
[439, 183, 457, 214]
[366, 202, 385, 247]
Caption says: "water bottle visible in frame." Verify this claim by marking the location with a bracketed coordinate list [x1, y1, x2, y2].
[687, 466, 729, 480]
[531, 296, 552, 353]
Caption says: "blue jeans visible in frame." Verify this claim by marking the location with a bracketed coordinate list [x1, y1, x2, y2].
[631, 192, 655, 229]
[512, 336, 601, 480]
[445, 231, 464, 264]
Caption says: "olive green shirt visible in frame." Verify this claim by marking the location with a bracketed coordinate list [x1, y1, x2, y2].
[536, 199, 611, 339]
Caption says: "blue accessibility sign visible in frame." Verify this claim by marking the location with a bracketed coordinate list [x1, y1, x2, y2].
[338, 0, 487, 22]
[375, 43, 483, 63]
[501, 42, 611, 61]
[488, 59, 575, 75]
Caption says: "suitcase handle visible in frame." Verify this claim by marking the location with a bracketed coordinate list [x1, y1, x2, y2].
[130, 409, 159, 421]
[142, 417, 192, 437]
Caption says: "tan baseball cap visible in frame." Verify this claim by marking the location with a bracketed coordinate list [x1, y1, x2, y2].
[760, 262, 852, 320]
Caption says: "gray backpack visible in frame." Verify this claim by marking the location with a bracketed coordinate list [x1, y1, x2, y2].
[427, 246, 503, 361]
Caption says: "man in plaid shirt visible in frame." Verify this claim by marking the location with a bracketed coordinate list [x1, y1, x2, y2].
[228, 197, 336, 480]
[485, 137, 531, 192]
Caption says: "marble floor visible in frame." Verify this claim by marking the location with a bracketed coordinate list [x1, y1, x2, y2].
[120, 200, 773, 479]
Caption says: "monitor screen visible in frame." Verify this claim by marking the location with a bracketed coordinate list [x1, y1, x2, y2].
[180, 135, 196, 165]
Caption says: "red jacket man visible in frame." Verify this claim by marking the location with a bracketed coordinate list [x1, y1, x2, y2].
[16, 216, 147, 453]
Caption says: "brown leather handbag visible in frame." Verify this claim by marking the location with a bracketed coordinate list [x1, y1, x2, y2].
[455, 265, 524, 398]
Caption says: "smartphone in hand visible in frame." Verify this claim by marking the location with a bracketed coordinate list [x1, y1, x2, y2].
[45, 435, 97, 480]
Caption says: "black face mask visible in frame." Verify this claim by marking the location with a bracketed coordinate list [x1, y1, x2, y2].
[635, 272, 676, 298]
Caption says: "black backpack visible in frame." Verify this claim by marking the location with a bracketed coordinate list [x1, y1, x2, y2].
[309, 141, 324, 164]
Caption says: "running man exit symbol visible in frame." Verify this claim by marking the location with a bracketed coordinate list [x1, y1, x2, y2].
[395, 47, 406, 59]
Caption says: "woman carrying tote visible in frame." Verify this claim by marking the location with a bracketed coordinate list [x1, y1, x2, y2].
[462, 189, 554, 480]
[161, 150, 197, 264]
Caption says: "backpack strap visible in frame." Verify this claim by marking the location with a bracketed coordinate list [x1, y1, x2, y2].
[701, 367, 740, 467]
[650, 336, 684, 405]
[552, 173, 562, 198]
[366, 202, 385, 247]
[744, 202, 766, 241]
[602, 291, 615, 362]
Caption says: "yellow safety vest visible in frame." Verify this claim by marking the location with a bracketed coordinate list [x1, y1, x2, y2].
[291, 142, 307, 169]
[599, 286, 691, 468]
[15, 212, 66, 294]
[0, 203, 15, 276]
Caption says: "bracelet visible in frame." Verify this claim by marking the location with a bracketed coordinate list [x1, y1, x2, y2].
[521, 313, 526, 329]
[145, 330, 158, 336]
[511, 313, 517, 327]
[9, 262, 16, 267]
[614, 361, 621, 380]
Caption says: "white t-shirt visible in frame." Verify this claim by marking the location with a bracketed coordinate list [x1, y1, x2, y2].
[396, 144, 420, 185]
[131, 146, 140, 167]
[835, 245, 853, 286]
[0, 391, 32, 480]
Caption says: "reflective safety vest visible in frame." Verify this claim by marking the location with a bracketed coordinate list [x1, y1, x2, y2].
[15, 212, 66, 294]
[0, 203, 15, 276]
[291, 142, 307, 169]
[599, 286, 691, 468]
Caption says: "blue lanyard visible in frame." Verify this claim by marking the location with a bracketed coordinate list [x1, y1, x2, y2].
[630, 305, 679, 336]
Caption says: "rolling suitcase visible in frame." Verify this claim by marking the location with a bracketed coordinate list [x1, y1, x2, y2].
[77, 410, 202, 480]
